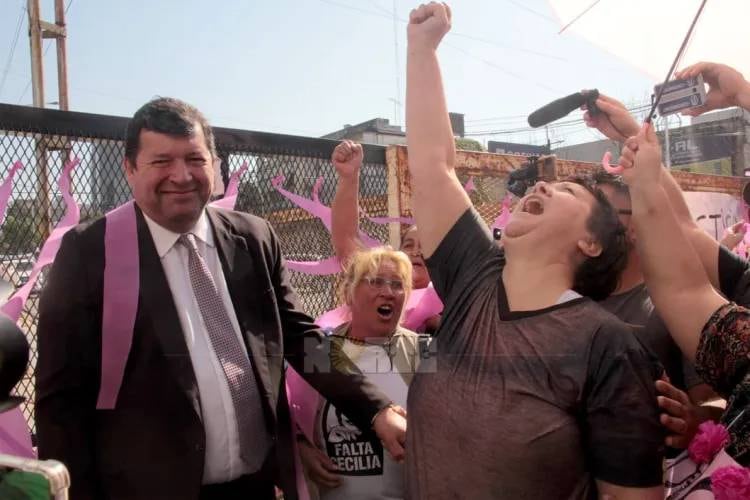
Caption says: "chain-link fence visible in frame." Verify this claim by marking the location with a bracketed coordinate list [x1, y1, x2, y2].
[1, 103, 745, 435]
[0, 103, 391, 432]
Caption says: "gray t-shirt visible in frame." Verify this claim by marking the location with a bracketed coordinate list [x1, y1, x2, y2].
[406, 208, 664, 499]
[600, 283, 703, 390]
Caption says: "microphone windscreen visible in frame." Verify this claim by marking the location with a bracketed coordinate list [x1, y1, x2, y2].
[528, 92, 589, 128]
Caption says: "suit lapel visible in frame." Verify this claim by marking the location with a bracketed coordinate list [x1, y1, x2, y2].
[134, 206, 201, 412]
[207, 208, 278, 422]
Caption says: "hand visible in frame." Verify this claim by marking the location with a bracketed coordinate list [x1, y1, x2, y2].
[619, 122, 663, 188]
[332, 140, 363, 179]
[297, 438, 342, 489]
[407, 2, 452, 52]
[676, 62, 750, 116]
[656, 379, 700, 449]
[372, 404, 407, 463]
[720, 221, 748, 251]
[582, 93, 640, 143]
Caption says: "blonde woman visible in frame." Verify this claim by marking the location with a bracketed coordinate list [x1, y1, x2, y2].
[297, 247, 423, 500]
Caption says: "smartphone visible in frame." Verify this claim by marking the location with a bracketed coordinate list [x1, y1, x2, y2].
[0, 454, 70, 500]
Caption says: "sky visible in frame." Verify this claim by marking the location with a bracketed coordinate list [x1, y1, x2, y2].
[0, 0, 660, 148]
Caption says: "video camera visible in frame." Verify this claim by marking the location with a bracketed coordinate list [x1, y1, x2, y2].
[506, 155, 557, 198]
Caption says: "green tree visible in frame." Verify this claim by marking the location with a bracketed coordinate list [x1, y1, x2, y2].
[455, 137, 485, 152]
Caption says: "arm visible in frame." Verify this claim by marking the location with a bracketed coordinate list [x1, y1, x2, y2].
[331, 140, 364, 266]
[596, 482, 662, 500]
[621, 124, 727, 360]
[657, 167, 727, 290]
[35, 230, 100, 500]
[406, 3, 472, 258]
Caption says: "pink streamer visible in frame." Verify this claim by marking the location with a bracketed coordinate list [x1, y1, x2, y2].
[1, 158, 81, 322]
[285, 256, 342, 276]
[97, 201, 139, 410]
[464, 177, 476, 193]
[209, 163, 248, 211]
[0, 408, 34, 458]
[602, 151, 624, 175]
[0, 161, 23, 226]
[492, 195, 512, 231]
[271, 174, 382, 246]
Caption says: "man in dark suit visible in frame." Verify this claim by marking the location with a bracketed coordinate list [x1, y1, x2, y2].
[35, 97, 405, 500]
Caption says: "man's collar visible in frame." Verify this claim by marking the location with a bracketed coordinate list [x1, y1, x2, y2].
[142, 210, 214, 258]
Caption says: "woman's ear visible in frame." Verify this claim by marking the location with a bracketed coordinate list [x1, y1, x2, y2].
[577, 238, 603, 258]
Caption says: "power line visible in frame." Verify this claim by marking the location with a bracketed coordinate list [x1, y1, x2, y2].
[0, 3, 26, 99]
[317, 0, 570, 64]
[504, 0, 557, 23]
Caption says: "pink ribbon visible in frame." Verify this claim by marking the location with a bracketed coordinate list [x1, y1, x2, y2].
[463, 177, 476, 194]
[97, 201, 139, 410]
[285, 256, 342, 275]
[0, 408, 34, 458]
[1, 158, 81, 322]
[0, 162, 23, 226]
[209, 163, 248, 211]
[271, 175, 381, 272]
[0, 158, 80, 458]
[491, 194, 512, 231]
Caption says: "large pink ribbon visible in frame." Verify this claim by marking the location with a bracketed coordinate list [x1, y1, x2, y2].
[0, 158, 81, 459]
[0, 162, 23, 226]
[97, 201, 139, 410]
[209, 163, 248, 211]
[1, 158, 81, 322]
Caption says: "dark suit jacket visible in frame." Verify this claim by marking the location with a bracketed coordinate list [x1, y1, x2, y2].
[35, 205, 390, 500]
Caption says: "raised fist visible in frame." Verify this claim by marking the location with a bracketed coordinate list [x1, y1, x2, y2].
[332, 140, 363, 178]
[407, 2, 452, 52]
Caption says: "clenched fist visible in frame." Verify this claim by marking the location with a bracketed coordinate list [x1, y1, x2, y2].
[332, 140, 363, 179]
[407, 2, 452, 52]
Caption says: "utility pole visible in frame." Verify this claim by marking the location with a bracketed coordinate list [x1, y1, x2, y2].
[28, 0, 69, 110]
[27, 0, 70, 240]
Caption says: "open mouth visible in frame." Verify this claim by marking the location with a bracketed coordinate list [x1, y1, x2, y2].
[376, 304, 394, 320]
[521, 197, 544, 215]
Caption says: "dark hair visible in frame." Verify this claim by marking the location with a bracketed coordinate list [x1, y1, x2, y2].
[566, 175, 628, 301]
[592, 170, 630, 197]
[124, 97, 216, 164]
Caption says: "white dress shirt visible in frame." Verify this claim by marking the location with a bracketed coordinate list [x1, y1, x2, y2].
[143, 211, 253, 484]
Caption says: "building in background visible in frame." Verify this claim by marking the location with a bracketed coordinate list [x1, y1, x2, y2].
[487, 141, 550, 156]
[552, 109, 750, 177]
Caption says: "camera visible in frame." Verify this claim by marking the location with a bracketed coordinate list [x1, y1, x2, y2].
[506, 155, 557, 198]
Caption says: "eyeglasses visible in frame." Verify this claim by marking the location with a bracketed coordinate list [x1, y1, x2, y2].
[362, 276, 405, 293]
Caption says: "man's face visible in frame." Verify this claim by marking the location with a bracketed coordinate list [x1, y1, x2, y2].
[125, 126, 214, 233]
[598, 183, 635, 245]
[400, 227, 430, 289]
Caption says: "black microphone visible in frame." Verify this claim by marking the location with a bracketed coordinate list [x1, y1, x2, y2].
[527, 90, 599, 128]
